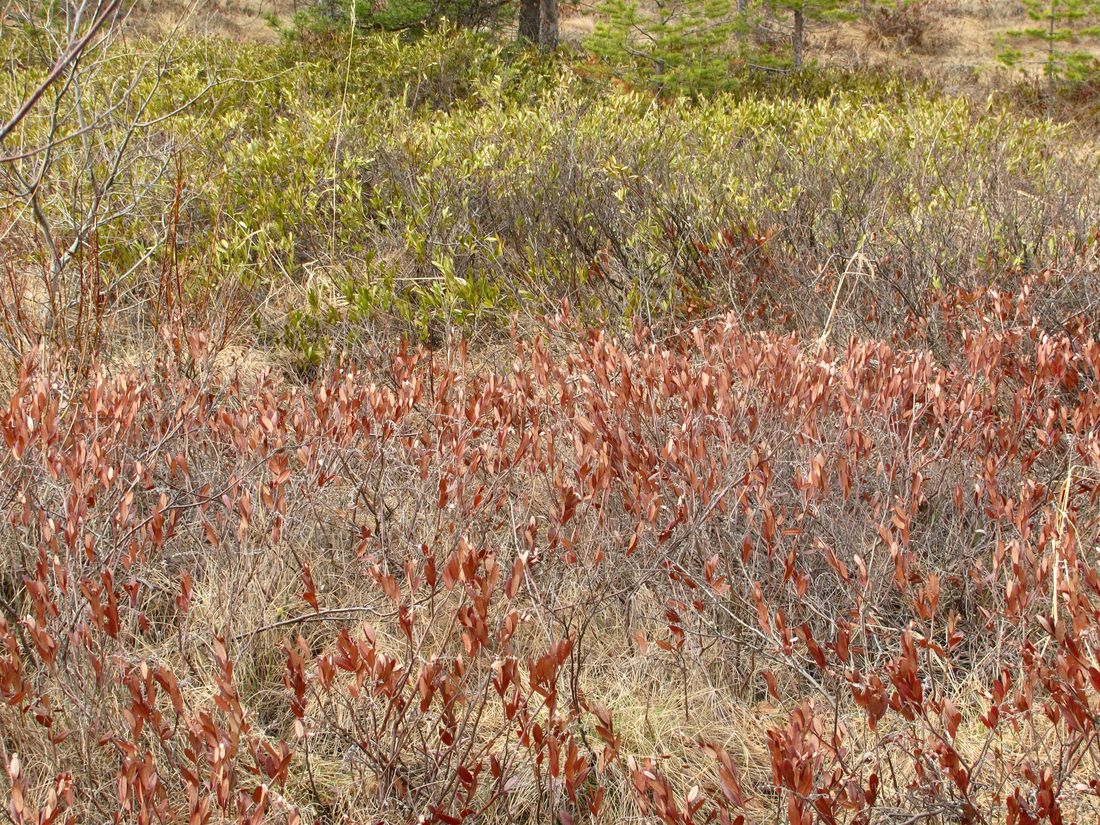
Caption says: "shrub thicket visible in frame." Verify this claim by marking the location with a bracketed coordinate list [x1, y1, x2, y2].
[2, 26, 1100, 825]
[4, 29, 1094, 367]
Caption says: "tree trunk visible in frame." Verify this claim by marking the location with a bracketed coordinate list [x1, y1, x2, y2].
[792, 6, 804, 70]
[539, 0, 559, 51]
[518, 0, 540, 43]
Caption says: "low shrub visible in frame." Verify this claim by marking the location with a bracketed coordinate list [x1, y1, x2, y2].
[2, 267, 1099, 823]
[291, 0, 515, 34]
[3, 20, 1100, 825]
[863, 0, 944, 51]
[6, 29, 1093, 372]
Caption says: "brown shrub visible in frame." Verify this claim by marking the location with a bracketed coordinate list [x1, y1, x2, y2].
[2, 263, 1099, 824]
[864, 0, 946, 52]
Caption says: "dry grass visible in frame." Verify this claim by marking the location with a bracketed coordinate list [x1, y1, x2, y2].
[827, 0, 1100, 79]
[130, 0, 296, 41]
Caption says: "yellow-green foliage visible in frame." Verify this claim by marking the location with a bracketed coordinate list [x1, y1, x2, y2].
[1, 25, 1094, 364]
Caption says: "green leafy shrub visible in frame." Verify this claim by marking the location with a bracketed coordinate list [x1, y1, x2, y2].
[998, 0, 1100, 112]
[292, 0, 513, 34]
[2, 27, 1097, 368]
[587, 0, 741, 95]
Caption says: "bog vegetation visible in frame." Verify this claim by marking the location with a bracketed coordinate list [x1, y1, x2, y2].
[1, 2, 1100, 825]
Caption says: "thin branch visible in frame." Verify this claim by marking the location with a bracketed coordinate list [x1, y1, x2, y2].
[0, 0, 123, 144]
